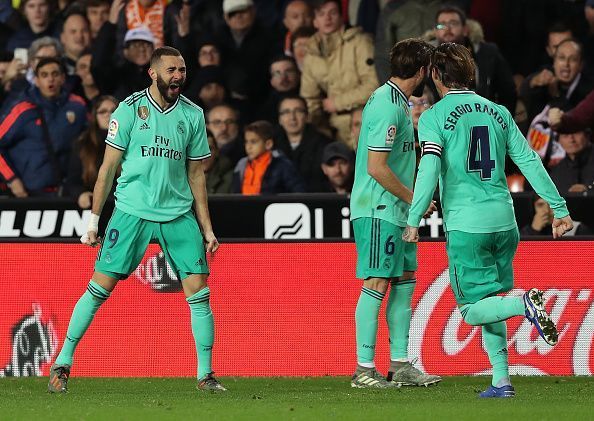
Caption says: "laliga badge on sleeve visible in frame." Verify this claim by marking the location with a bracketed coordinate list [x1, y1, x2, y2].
[385, 125, 396, 146]
[107, 119, 119, 140]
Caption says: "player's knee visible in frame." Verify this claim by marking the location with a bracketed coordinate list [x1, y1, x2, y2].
[459, 304, 481, 326]
[92, 271, 119, 293]
[182, 274, 208, 297]
[363, 278, 389, 294]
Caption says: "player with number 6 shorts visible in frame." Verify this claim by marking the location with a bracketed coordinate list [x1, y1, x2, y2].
[349, 38, 441, 389]
[48, 46, 226, 394]
[403, 43, 574, 398]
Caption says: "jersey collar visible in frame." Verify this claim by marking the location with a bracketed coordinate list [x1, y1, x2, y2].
[386, 80, 408, 103]
[444, 89, 475, 96]
[145, 88, 180, 114]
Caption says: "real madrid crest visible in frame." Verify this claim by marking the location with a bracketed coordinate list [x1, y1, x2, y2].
[177, 120, 185, 135]
[138, 105, 149, 120]
[66, 111, 75, 124]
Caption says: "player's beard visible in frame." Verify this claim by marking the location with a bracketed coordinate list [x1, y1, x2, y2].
[157, 74, 185, 104]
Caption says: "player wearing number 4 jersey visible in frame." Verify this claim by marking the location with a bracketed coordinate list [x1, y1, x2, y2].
[350, 39, 441, 389]
[48, 47, 226, 394]
[403, 43, 574, 398]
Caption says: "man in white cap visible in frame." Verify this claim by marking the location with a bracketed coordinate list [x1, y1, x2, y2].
[215, 0, 280, 107]
[91, 10, 155, 99]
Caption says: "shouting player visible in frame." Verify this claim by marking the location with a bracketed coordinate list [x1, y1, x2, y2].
[350, 38, 441, 388]
[403, 43, 573, 398]
[48, 46, 226, 392]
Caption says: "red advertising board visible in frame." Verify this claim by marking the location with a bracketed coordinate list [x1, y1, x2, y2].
[1, 242, 592, 377]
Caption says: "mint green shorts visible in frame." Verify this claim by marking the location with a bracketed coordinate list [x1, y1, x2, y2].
[95, 208, 208, 280]
[446, 228, 519, 305]
[353, 217, 417, 280]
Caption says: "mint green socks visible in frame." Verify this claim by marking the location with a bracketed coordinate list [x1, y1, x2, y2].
[355, 287, 385, 366]
[187, 287, 214, 379]
[460, 296, 525, 326]
[483, 321, 510, 387]
[386, 279, 416, 361]
[55, 280, 110, 366]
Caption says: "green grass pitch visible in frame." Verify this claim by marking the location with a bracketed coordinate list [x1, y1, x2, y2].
[1, 376, 593, 420]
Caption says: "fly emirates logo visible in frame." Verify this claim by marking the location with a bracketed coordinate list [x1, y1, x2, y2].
[141, 135, 183, 161]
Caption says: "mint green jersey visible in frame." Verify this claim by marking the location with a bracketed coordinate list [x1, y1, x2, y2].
[350, 80, 416, 227]
[105, 89, 210, 222]
[408, 89, 568, 232]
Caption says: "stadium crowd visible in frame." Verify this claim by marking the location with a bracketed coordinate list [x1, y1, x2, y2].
[0, 0, 593, 202]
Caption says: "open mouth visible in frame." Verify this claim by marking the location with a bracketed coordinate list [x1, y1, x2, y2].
[169, 82, 181, 95]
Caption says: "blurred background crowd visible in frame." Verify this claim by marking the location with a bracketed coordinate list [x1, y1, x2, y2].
[0, 0, 592, 212]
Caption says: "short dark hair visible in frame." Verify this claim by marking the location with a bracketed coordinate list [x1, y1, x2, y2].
[430, 42, 475, 89]
[389, 38, 434, 79]
[150, 46, 182, 67]
[270, 55, 298, 72]
[35, 57, 66, 75]
[435, 4, 466, 25]
[548, 21, 574, 36]
[86, 0, 110, 8]
[278, 95, 307, 112]
[62, 11, 90, 31]
[244, 120, 275, 141]
[311, 0, 341, 13]
[292, 25, 315, 44]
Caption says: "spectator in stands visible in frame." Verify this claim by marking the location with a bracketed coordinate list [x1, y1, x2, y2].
[521, 194, 592, 236]
[185, 65, 227, 111]
[233, 120, 305, 194]
[584, 0, 594, 76]
[1, 37, 75, 107]
[0, 51, 13, 104]
[207, 103, 245, 166]
[409, 86, 435, 166]
[196, 37, 222, 68]
[275, 95, 330, 192]
[85, 0, 110, 40]
[291, 25, 315, 71]
[0, 57, 87, 197]
[320, 140, 354, 194]
[520, 39, 593, 124]
[91, 2, 154, 100]
[65, 95, 117, 208]
[350, 106, 363, 149]
[256, 55, 300, 123]
[0, 0, 21, 49]
[282, 0, 313, 56]
[204, 129, 233, 194]
[120, 0, 166, 48]
[550, 130, 594, 194]
[301, 0, 378, 144]
[215, 0, 279, 106]
[433, 5, 516, 114]
[543, 22, 574, 67]
[374, 0, 443, 82]
[60, 12, 91, 75]
[75, 52, 99, 105]
[6, 0, 58, 51]
[549, 90, 594, 133]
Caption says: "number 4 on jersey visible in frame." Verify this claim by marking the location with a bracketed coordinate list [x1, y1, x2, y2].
[467, 125, 495, 180]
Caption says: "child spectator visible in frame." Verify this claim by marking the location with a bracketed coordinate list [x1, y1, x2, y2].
[232, 120, 305, 194]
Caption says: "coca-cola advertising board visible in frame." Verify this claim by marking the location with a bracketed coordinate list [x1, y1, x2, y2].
[1, 242, 592, 377]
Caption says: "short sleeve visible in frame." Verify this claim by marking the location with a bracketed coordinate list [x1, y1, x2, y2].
[186, 109, 211, 161]
[366, 97, 401, 152]
[417, 110, 444, 158]
[105, 103, 133, 151]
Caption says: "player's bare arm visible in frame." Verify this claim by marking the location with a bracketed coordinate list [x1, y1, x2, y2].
[367, 150, 413, 204]
[82, 145, 123, 246]
[188, 159, 219, 253]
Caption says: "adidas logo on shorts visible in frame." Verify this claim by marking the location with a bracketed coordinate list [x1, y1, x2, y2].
[140, 122, 150, 130]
